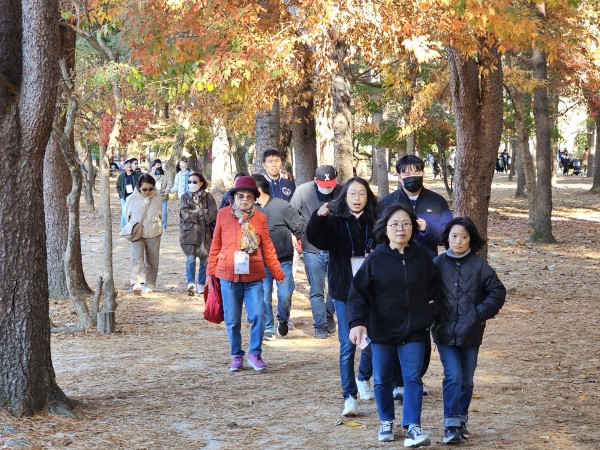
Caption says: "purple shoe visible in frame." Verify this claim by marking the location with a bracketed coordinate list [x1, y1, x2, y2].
[247, 354, 266, 371]
[229, 356, 243, 372]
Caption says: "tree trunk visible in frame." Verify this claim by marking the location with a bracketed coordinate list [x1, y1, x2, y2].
[448, 41, 504, 259]
[332, 43, 354, 183]
[292, 89, 318, 185]
[591, 117, 600, 192]
[210, 119, 233, 194]
[254, 99, 280, 173]
[530, 45, 556, 242]
[548, 84, 560, 186]
[0, 0, 72, 416]
[373, 111, 390, 196]
[586, 113, 595, 179]
[80, 138, 96, 210]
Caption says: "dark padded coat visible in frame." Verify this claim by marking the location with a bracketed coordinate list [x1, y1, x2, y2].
[432, 251, 506, 347]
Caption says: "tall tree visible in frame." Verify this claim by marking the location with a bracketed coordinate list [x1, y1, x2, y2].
[0, 0, 73, 416]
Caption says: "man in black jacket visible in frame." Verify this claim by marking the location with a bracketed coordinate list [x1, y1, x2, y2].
[253, 175, 305, 340]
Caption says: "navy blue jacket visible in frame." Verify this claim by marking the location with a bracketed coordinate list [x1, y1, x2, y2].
[266, 176, 296, 202]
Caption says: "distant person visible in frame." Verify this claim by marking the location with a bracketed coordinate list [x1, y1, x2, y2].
[179, 172, 217, 296]
[124, 174, 163, 294]
[219, 172, 247, 208]
[169, 159, 192, 198]
[290, 165, 342, 338]
[582, 148, 589, 176]
[307, 177, 378, 417]
[381, 154, 452, 400]
[433, 217, 506, 444]
[253, 174, 304, 340]
[560, 149, 570, 176]
[348, 204, 441, 446]
[207, 176, 284, 372]
[116, 158, 141, 227]
[150, 159, 172, 231]
[262, 150, 296, 202]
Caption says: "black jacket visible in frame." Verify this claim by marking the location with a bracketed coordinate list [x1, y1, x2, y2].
[306, 211, 376, 301]
[256, 197, 304, 262]
[380, 187, 452, 259]
[347, 243, 441, 345]
[432, 251, 506, 347]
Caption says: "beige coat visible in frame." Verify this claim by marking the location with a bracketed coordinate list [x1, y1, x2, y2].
[124, 189, 163, 239]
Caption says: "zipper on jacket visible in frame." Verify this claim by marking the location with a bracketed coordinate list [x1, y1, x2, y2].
[402, 257, 410, 334]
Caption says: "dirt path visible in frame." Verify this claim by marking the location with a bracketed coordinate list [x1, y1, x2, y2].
[2, 173, 599, 449]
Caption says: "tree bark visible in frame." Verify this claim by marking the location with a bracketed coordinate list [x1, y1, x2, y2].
[530, 45, 556, 242]
[0, 0, 72, 416]
[448, 40, 504, 259]
[591, 117, 600, 192]
[210, 119, 233, 194]
[372, 111, 390, 196]
[332, 43, 354, 183]
[254, 99, 280, 173]
[586, 113, 595, 179]
[292, 91, 318, 185]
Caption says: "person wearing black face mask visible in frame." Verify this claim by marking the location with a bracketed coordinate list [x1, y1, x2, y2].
[381, 154, 453, 402]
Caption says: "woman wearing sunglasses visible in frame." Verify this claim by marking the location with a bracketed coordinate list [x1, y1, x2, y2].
[207, 176, 284, 371]
[179, 172, 217, 296]
[124, 174, 163, 294]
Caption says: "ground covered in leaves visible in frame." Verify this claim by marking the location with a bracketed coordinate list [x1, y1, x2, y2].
[1, 173, 599, 449]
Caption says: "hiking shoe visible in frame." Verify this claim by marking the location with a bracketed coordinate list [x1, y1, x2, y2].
[443, 427, 462, 444]
[378, 420, 395, 442]
[277, 320, 289, 337]
[197, 284, 204, 295]
[141, 284, 153, 294]
[264, 331, 275, 341]
[393, 386, 404, 401]
[187, 283, 196, 296]
[404, 425, 431, 448]
[356, 377, 374, 400]
[342, 396, 358, 417]
[314, 328, 328, 339]
[327, 314, 337, 334]
[229, 356, 243, 372]
[459, 422, 469, 439]
[247, 354, 267, 371]
[132, 283, 142, 294]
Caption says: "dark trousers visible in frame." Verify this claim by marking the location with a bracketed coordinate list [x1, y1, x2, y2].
[392, 339, 432, 387]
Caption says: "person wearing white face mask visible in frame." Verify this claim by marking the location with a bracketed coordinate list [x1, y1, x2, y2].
[290, 165, 341, 339]
[179, 172, 217, 295]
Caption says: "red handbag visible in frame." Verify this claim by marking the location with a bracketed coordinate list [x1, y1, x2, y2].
[203, 277, 224, 324]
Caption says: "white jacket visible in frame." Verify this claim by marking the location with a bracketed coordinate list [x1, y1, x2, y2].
[124, 189, 163, 239]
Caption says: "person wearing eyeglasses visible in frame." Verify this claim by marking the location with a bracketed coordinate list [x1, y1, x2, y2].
[124, 174, 163, 294]
[116, 158, 141, 227]
[179, 172, 217, 296]
[207, 176, 284, 372]
[347, 204, 441, 447]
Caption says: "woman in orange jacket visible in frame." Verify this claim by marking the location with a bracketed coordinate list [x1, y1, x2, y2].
[207, 176, 285, 372]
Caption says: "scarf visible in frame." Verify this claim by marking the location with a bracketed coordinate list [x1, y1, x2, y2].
[232, 204, 259, 254]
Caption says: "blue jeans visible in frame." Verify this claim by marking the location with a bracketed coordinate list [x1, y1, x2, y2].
[332, 299, 373, 400]
[161, 200, 168, 229]
[303, 251, 335, 331]
[437, 344, 480, 427]
[186, 255, 207, 285]
[372, 341, 427, 427]
[220, 279, 265, 357]
[120, 198, 127, 227]
[263, 261, 294, 333]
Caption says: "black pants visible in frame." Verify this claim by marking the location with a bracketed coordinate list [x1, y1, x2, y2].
[391, 339, 432, 387]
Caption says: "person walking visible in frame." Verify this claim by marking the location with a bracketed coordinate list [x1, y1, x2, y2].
[262, 150, 296, 202]
[290, 165, 341, 338]
[150, 159, 172, 231]
[348, 204, 441, 447]
[116, 158, 141, 227]
[252, 174, 304, 340]
[433, 217, 506, 444]
[306, 177, 378, 417]
[169, 159, 192, 198]
[207, 176, 284, 371]
[179, 172, 217, 296]
[124, 174, 163, 294]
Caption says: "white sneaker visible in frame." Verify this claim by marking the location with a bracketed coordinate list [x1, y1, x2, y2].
[197, 284, 204, 295]
[356, 377, 374, 400]
[141, 285, 153, 294]
[404, 425, 431, 447]
[342, 397, 358, 417]
[132, 283, 142, 294]
[187, 283, 196, 296]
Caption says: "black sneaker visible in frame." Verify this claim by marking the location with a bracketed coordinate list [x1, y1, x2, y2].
[314, 327, 328, 339]
[443, 427, 462, 444]
[404, 425, 431, 447]
[326, 314, 336, 334]
[277, 320, 289, 337]
[459, 422, 469, 439]
[378, 420, 394, 442]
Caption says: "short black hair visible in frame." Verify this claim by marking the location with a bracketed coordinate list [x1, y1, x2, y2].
[330, 177, 379, 222]
[441, 217, 486, 252]
[251, 174, 270, 194]
[152, 159, 162, 166]
[262, 150, 282, 163]
[234, 172, 247, 180]
[137, 173, 156, 188]
[396, 154, 424, 174]
[373, 205, 419, 244]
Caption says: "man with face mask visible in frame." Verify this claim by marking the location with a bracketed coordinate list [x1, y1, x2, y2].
[290, 165, 341, 338]
[381, 154, 453, 401]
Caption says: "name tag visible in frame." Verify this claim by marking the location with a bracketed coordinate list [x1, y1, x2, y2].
[234, 251, 250, 274]
[350, 256, 366, 276]
[126, 184, 134, 194]
[156, 181, 162, 190]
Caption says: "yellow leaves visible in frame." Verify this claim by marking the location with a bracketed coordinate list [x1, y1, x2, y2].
[401, 36, 441, 63]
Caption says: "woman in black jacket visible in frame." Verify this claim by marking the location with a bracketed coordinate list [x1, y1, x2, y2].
[306, 177, 378, 418]
[432, 217, 506, 444]
[348, 204, 440, 447]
